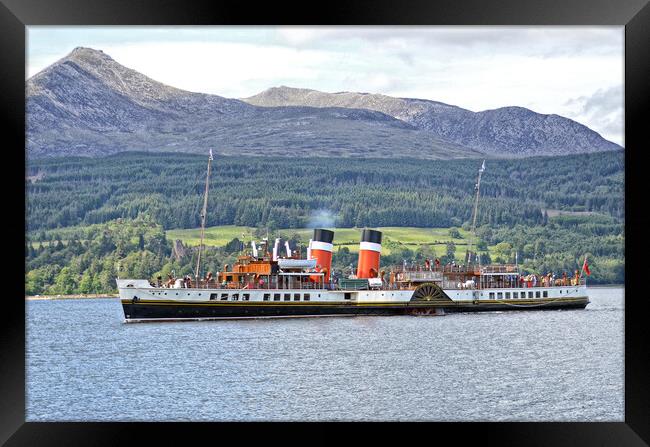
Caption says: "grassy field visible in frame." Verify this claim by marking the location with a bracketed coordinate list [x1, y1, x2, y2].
[166, 225, 476, 259]
[32, 223, 486, 261]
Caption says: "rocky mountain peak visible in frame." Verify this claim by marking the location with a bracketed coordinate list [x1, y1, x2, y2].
[27, 47, 622, 159]
[245, 86, 622, 156]
[67, 46, 112, 62]
[29, 46, 189, 108]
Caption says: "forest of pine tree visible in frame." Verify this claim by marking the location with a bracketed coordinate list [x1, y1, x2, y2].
[27, 151, 624, 231]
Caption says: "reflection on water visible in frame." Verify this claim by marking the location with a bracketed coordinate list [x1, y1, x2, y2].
[26, 287, 623, 421]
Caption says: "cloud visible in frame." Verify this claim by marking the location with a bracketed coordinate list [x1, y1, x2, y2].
[275, 26, 623, 58]
[568, 85, 623, 115]
[96, 41, 338, 97]
[564, 86, 624, 146]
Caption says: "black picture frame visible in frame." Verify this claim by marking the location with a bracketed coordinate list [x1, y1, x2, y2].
[3, 0, 648, 444]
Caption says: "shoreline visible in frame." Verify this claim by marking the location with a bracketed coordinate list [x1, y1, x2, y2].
[25, 284, 624, 301]
[26, 294, 118, 301]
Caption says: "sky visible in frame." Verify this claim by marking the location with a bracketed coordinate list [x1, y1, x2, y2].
[27, 26, 624, 146]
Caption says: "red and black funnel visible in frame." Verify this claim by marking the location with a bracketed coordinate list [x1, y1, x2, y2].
[310, 229, 334, 282]
[357, 229, 382, 279]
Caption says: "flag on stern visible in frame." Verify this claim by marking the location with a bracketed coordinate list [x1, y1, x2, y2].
[582, 256, 591, 276]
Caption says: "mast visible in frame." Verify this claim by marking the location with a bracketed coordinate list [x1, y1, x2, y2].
[195, 149, 214, 281]
[466, 160, 485, 265]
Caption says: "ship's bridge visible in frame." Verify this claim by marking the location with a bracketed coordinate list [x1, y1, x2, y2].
[478, 264, 520, 289]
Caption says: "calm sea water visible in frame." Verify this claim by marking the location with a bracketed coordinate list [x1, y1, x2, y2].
[26, 287, 624, 421]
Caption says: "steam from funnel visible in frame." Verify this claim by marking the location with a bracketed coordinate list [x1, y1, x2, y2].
[251, 241, 258, 258]
[307, 209, 336, 228]
[285, 241, 291, 258]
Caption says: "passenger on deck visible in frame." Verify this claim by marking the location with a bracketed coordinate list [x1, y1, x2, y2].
[463, 279, 476, 289]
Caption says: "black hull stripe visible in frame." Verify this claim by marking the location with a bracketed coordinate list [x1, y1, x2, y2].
[125, 314, 360, 323]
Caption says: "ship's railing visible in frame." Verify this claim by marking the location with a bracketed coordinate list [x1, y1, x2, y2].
[480, 264, 520, 274]
[152, 274, 586, 291]
[391, 264, 522, 274]
[473, 276, 586, 290]
[391, 265, 480, 274]
[153, 278, 328, 290]
[395, 271, 444, 282]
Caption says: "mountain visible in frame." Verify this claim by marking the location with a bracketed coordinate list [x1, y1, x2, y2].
[27, 47, 621, 160]
[27, 48, 480, 160]
[244, 86, 622, 156]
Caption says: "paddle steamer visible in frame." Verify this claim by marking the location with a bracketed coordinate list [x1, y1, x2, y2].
[117, 153, 589, 322]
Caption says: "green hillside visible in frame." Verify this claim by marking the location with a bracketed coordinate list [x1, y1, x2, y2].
[25, 151, 624, 294]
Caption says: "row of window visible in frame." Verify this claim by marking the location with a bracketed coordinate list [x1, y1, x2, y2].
[488, 290, 549, 299]
[209, 293, 251, 301]
[207, 292, 315, 302]
[153, 291, 203, 296]
[263, 293, 311, 302]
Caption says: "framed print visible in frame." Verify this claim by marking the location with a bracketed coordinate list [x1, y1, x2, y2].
[3, 0, 649, 444]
